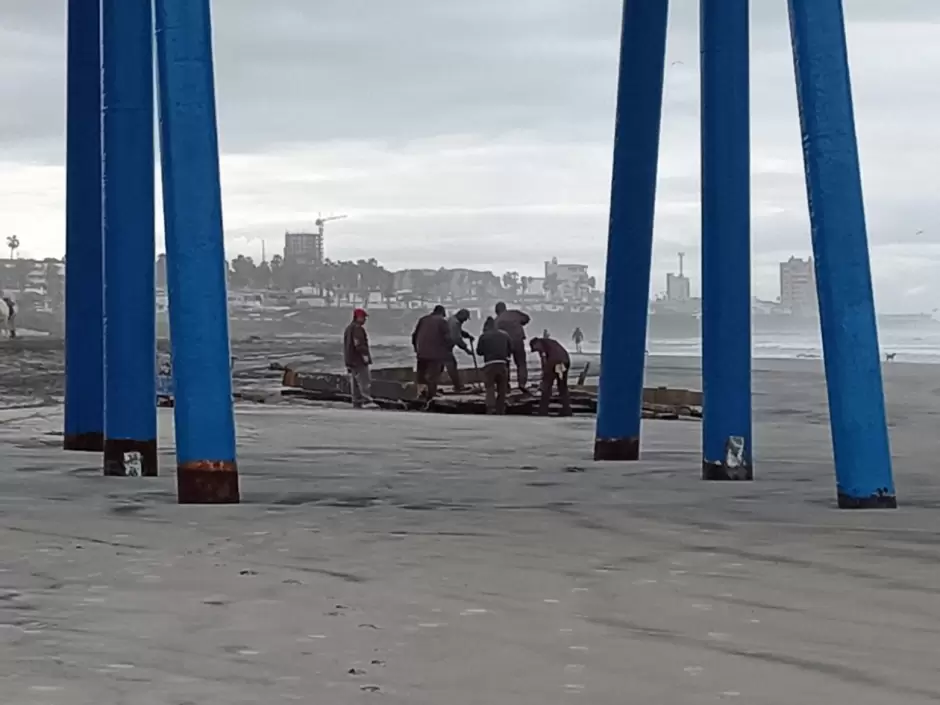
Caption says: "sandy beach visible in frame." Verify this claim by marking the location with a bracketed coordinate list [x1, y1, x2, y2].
[2, 337, 940, 703]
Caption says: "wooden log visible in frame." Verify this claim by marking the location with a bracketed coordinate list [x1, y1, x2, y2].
[279, 366, 701, 419]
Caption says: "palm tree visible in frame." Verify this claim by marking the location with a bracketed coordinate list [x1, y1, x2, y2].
[269, 254, 285, 290]
[7, 235, 20, 260]
[229, 254, 258, 289]
[575, 273, 598, 301]
[502, 271, 520, 296]
[543, 273, 560, 300]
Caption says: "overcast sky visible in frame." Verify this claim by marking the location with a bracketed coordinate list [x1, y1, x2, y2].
[0, 0, 937, 310]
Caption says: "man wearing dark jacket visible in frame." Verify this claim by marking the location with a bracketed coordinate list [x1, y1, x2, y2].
[445, 308, 473, 392]
[412, 305, 452, 400]
[475, 316, 513, 414]
[343, 308, 376, 408]
[495, 301, 531, 392]
[530, 336, 572, 417]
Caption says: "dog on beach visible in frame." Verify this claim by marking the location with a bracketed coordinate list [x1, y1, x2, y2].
[884, 352, 897, 362]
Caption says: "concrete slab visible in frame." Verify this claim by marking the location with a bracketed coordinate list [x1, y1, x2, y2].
[2, 398, 940, 703]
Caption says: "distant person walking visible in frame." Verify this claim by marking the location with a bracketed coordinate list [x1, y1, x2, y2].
[494, 301, 531, 392]
[571, 327, 584, 353]
[445, 308, 474, 392]
[412, 305, 452, 402]
[2, 296, 16, 339]
[343, 308, 376, 409]
[531, 336, 572, 417]
[476, 316, 513, 414]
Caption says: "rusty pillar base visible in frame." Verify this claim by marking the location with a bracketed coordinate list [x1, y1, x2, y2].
[702, 460, 753, 481]
[593, 437, 639, 461]
[103, 438, 158, 477]
[64, 432, 104, 452]
[177, 461, 240, 504]
[837, 492, 897, 510]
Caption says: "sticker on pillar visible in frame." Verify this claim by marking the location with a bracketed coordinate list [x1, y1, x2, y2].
[725, 436, 748, 480]
[725, 436, 744, 466]
[157, 354, 174, 405]
[156, 353, 236, 406]
[124, 451, 143, 477]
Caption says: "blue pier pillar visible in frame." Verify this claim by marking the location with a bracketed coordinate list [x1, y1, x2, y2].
[155, 0, 240, 503]
[595, 0, 670, 461]
[787, 0, 896, 508]
[64, 0, 104, 452]
[700, 0, 753, 481]
[101, 0, 158, 476]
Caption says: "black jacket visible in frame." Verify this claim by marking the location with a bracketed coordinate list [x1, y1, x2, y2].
[535, 338, 570, 367]
[476, 328, 513, 365]
[412, 314, 452, 361]
[343, 321, 370, 369]
[495, 309, 530, 345]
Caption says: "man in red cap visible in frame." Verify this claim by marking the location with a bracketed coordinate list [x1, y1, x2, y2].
[344, 308, 376, 409]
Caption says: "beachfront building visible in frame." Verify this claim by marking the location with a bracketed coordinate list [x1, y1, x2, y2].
[666, 272, 691, 302]
[665, 251, 691, 303]
[544, 257, 595, 302]
[780, 256, 818, 315]
[0, 258, 65, 311]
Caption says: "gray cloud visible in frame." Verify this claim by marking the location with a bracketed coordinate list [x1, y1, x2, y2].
[0, 0, 939, 311]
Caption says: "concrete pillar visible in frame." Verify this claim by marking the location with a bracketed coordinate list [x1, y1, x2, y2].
[64, 0, 104, 452]
[700, 0, 753, 481]
[101, 0, 158, 476]
[787, 0, 896, 508]
[595, 0, 670, 461]
[155, 0, 240, 503]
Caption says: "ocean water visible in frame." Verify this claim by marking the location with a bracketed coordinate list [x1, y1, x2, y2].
[579, 329, 940, 365]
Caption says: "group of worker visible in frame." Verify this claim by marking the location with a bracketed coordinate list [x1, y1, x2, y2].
[343, 303, 573, 416]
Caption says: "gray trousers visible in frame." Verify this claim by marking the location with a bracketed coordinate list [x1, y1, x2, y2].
[349, 366, 373, 406]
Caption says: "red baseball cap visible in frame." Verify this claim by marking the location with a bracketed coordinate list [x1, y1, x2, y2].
[353, 308, 368, 319]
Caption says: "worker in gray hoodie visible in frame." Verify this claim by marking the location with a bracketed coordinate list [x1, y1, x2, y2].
[445, 308, 474, 392]
[476, 316, 513, 414]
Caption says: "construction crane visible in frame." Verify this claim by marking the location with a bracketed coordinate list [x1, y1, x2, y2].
[315, 213, 347, 236]
[313, 214, 347, 264]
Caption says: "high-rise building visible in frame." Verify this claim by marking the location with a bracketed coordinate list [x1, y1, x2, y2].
[665, 252, 690, 302]
[779, 256, 817, 314]
[666, 272, 691, 302]
[284, 231, 323, 267]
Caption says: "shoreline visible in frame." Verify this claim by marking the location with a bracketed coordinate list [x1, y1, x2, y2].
[1, 335, 935, 368]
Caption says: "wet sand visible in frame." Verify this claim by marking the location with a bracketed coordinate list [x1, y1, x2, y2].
[2, 338, 940, 702]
